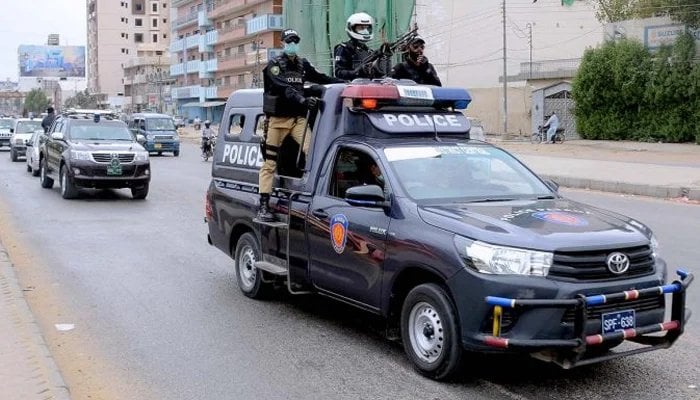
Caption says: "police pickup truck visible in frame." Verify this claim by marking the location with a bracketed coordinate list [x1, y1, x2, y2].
[205, 80, 692, 380]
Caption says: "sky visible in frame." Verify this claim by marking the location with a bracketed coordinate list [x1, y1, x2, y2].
[0, 0, 86, 81]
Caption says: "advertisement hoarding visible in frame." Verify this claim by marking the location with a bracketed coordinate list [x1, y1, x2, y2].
[18, 45, 86, 78]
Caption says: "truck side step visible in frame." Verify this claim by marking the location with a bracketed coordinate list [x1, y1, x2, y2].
[252, 218, 288, 228]
[254, 261, 288, 275]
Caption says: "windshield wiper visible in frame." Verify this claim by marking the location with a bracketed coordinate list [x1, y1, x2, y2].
[466, 197, 516, 203]
[535, 195, 556, 200]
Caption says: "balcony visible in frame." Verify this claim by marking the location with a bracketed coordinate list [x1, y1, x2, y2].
[208, 0, 256, 20]
[172, 85, 218, 100]
[170, 63, 185, 76]
[198, 10, 212, 28]
[199, 30, 218, 52]
[246, 14, 284, 35]
[123, 56, 168, 69]
[174, 12, 198, 30]
[172, 0, 193, 7]
[246, 48, 283, 65]
[199, 59, 218, 78]
[217, 54, 248, 72]
[170, 38, 184, 53]
[217, 24, 246, 45]
[170, 60, 201, 77]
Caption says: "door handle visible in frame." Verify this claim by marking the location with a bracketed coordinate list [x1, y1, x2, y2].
[312, 209, 328, 219]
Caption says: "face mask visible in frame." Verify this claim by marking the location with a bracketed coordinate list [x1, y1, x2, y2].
[283, 42, 299, 55]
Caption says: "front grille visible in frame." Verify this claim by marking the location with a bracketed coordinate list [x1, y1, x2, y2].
[92, 153, 135, 163]
[548, 245, 654, 281]
[154, 135, 173, 141]
[561, 295, 664, 324]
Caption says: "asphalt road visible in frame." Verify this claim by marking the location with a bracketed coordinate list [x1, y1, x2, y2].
[0, 143, 698, 400]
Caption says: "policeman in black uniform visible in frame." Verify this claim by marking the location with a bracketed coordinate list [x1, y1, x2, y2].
[389, 36, 442, 86]
[333, 12, 388, 80]
[257, 29, 343, 222]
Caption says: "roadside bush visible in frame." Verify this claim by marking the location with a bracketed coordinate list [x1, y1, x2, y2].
[572, 33, 700, 143]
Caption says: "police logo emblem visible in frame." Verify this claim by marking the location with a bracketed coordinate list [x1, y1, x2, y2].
[330, 214, 349, 254]
[270, 66, 280, 75]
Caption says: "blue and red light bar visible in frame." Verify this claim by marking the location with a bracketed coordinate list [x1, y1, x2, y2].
[341, 83, 472, 110]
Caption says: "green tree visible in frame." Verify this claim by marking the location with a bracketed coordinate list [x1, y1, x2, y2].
[588, 0, 700, 26]
[23, 88, 51, 115]
[664, 0, 700, 28]
[64, 89, 100, 109]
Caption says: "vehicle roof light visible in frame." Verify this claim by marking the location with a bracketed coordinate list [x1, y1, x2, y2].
[341, 84, 400, 100]
[361, 99, 378, 109]
[431, 87, 472, 110]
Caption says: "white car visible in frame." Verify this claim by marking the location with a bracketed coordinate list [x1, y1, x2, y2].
[25, 131, 42, 176]
[10, 118, 43, 162]
[0, 117, 15, 149]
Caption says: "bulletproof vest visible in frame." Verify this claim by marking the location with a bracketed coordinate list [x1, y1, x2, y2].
[346, 41, 371, 70]
[263, 55, 308, 117]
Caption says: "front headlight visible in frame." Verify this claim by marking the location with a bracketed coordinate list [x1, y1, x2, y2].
[650, 234, 660, 258]
[146, 134, 154, 140]
[70, 150, 91, 161]
[134, 151, 149, 161]
[454, 236, 553, 276]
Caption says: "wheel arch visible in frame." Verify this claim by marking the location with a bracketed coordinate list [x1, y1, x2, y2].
[229, 221, 256, 257]
[385, 265, 452, 327]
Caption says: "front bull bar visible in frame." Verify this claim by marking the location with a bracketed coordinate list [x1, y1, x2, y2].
[480, 269, 693, 368]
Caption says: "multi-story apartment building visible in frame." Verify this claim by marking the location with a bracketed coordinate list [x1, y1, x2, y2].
[87, 0, 172, 110]
[170, 0, 283, 122]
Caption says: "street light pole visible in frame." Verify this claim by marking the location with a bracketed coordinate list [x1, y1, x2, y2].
[502, 0, 508, 138]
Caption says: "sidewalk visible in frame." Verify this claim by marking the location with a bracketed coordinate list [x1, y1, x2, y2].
[0, 241, 71, 400]
[490, 138, 700, 200]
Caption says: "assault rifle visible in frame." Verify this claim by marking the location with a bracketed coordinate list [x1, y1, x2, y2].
[359, 26, 420, 76]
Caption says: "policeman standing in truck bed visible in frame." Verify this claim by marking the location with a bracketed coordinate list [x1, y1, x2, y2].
[257, 28, 344, 222]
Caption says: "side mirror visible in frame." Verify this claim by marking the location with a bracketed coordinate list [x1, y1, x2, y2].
[545, 179, 560, 193]
[9, 128, 14, 133]
[136, 134, 146, 144]
[345, 185, 388, 208]
[51, 132, 64, 140]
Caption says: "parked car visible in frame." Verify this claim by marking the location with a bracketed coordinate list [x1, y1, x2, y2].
[25, 130, 42, 176]
[128, 113, 180, 156]
[39, 112, 151, 199]
[0, 117, 15, 148]
[9, 118, 43, 161]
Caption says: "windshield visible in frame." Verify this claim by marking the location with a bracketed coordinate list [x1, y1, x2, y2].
[0, 119, 14, 129]
[16, 121, 42, 133]
[145, 118, 176, 131]
[69, 124, 134, 141]
[385, 144, 552, 202]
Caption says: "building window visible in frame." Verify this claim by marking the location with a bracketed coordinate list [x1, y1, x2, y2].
[152, 18, 158, 28]
[134, 1, 143, 12]
[163, 33, 167, 39]
[135, 18, 142, 26]
[152, 34, 158, 43]
[152, 2, 157, 12]
[135, 33, 143, 43]
[237, 44, 245, 54]
[163, 3, 167, 8]
[238, 75, 245, 85]
[163, 18, 167, 24]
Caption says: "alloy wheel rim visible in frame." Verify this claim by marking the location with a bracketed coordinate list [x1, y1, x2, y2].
[408, 301, 444, 363]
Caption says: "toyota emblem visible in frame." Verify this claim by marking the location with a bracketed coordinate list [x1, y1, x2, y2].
[606, 252, 630, 274]
[111, 153, 119, 159]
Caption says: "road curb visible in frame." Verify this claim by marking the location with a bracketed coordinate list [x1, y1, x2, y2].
[0, 244, 72, 400]
[542, 174, 697, 200]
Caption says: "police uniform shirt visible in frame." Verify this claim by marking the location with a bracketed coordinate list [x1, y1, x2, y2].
[333, 39, 373, 80]
[390, 58, 442, 87]
[263, 53, 343, 117]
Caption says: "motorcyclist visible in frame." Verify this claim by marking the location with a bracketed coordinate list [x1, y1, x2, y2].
[201, 120, 215, 154]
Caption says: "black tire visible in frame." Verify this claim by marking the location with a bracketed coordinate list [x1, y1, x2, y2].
[401, 283, 463, 380]
[40, 158, 54, 189]
[554, 133, 565, 144]
[32, 165, 40, 177]
[157, 151, 162, 156]
[26, 164, 31, 173]
[131, 183, 149, 200]
[10, 148, 18, 162]
[234, 232, 272, 299]
[173, 150, 180, 157]
[60, 165, 79, 199]
[530, 133, 542, 144]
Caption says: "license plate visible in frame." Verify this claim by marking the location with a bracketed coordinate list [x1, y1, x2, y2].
[602, 310, 635, 334]
[107, 165, 122, 176]
[154, 143, 162, 149]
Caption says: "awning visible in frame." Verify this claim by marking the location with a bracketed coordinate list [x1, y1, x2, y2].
[181, 101, 226, 108]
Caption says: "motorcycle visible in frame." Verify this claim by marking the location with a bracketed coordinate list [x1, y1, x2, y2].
[201, 136, 216, 161]
[531, 125, 565, 144]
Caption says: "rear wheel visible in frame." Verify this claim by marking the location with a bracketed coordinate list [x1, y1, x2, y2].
[60, 165, 79, 199]
[401, 283, 462, 381]
[234, 233, 272, 299]
[40, 158, 54, 189]
[554, 132, 565, 144]
[530, 133, 542, 144]
[131, 183, 149, 199]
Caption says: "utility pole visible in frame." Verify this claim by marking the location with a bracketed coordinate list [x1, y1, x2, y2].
[501, 0, 508, 138]
[527, 23, 533, 79]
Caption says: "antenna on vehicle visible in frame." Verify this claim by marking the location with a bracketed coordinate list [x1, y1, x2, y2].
[432, 118, 441, 142]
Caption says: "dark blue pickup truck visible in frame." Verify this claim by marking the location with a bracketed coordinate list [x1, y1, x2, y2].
[205, 80, 692, 380]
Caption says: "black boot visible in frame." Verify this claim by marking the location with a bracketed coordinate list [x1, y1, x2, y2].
[256, 193, 275, 222]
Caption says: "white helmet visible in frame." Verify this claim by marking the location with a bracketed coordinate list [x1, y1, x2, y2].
[346, 12, 374, 42]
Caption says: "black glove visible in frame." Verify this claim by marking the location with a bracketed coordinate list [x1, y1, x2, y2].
[305, 97, 320, 110]
[379, 42, 393, 56]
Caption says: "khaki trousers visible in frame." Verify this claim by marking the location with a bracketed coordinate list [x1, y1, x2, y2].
[259, 116, 310, 194]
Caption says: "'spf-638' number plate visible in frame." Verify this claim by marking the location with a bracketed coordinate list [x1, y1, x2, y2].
[602, 310, 635, 334]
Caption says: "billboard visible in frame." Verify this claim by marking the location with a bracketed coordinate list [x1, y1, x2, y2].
[18, 45, 86, 78]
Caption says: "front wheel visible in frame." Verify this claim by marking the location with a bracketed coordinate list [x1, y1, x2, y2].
[10, 148, 18, 162]
[131, 183, 149, 199]
[40, 158, 54, 189]
[60, 165, 79, 199]
[234, 233, 272, 299]
[530, 133, 542, 144]
[401, 283, 462, 380]
[173, 150, 180, 157]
